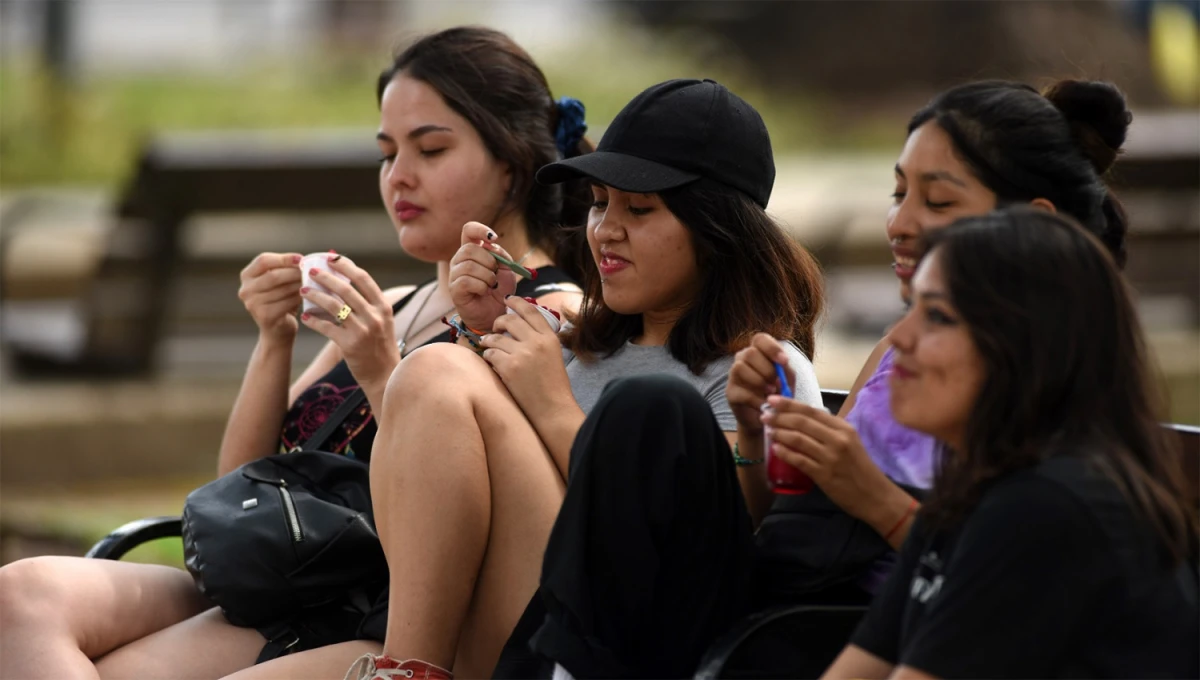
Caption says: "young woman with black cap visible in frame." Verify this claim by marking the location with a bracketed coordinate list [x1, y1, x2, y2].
[492, 80, 1157, 680]
[343, 78, 825, 680]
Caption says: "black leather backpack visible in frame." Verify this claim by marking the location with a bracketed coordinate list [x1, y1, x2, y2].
[181, 389, 388, 660]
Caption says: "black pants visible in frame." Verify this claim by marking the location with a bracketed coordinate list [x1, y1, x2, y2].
[495, 375, 756, 679]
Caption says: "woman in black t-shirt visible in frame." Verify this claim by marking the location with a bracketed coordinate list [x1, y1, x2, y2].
[821, 209, 1198, 679]
[0, 26, 591, 680]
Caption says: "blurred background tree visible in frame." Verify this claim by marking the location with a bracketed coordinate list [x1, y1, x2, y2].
[4, 0, 1191, 188]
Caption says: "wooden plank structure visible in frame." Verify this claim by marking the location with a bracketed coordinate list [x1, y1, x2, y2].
[1, 111, 1195, 377]
[3, 130, 431, 376]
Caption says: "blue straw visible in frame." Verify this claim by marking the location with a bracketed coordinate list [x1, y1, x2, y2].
[773, 362, 793, 399]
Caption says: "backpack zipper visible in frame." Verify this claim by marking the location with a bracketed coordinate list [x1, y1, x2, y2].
[277, 479, 304, 543]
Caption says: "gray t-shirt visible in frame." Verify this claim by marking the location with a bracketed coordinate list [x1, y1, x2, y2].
[564, 340, 822, 432]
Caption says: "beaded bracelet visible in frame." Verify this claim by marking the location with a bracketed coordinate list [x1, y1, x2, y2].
[443, 315, 485, 354]
[732, 442, 764, 467]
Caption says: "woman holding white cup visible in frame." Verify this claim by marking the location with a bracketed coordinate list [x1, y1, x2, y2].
[0, 26, 592, 680]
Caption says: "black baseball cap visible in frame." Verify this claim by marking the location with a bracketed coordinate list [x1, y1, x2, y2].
[536, 79, 775, 208]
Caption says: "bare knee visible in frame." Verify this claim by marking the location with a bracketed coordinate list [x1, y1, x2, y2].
[0, 557, 75, 631]
[385, 343, 487, 401]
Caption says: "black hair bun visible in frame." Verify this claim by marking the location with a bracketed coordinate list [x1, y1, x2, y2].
[1043, 79, 1132, 175]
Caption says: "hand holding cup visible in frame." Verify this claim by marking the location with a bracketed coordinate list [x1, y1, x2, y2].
[298, 252, 400, 396]
[237, 252, 305, 343]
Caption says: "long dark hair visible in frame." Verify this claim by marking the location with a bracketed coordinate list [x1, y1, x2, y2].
[918, 209, 1196, 565]
[909, 79, 1132, 268]
[565, 178, 824, 374]
[378, 26, 594, 279]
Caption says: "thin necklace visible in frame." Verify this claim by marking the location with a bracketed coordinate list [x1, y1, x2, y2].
[398, 283, 453, 358]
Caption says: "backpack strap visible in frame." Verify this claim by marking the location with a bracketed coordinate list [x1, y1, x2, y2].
[291, 282, 434, 454]
[256, 621, 301, 663]
[254, 588, 379, 663]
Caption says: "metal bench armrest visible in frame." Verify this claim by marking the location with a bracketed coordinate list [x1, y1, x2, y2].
[84, 516, 183, 560]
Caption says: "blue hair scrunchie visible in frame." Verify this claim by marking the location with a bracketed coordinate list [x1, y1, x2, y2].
[554, 96, 587, 158]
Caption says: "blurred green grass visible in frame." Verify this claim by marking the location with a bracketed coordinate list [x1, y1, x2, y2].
[1, 477, 201, 568]
[0, 56, 384, 187]
[0, 36, 898, 189]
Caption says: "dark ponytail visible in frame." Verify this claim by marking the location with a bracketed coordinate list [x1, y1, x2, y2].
[908, 79, 1133, 268]
[1043, 79, 1133, 269]
[378, 26, 593, 279]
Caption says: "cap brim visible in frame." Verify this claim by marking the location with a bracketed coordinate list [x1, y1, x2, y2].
[536, 151, 699, 194]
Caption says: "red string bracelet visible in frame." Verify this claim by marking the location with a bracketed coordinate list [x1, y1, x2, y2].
[883, 498, 919, 542]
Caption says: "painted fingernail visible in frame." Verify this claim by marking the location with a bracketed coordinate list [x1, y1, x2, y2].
[309, 269, 319, 276]
[328, 249, 337, 254]
[301, 313, 311, 320]
[300, 287, 309, 294]
[292, 255, 302, 264]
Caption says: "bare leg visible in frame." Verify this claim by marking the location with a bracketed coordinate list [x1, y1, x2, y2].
[0, 556, 212, 680]
[371, 344, 565, 677]
[93, 608, 264, 680]
[219, 640, 382, 680]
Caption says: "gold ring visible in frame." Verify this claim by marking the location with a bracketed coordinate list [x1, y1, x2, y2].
[335, 304, 352, 325]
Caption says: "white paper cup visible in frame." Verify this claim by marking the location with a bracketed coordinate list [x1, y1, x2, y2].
[300, 252, 351, 321]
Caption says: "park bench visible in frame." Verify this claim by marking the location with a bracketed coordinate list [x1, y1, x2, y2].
[2, 129, 432, 377]
[1109, 111, 1199, 321]
[3, 111, 1193, 377]
[82, 389, 1200, 678]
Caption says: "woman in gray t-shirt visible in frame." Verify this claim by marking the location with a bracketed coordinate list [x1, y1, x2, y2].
[347, 79, 824, 680]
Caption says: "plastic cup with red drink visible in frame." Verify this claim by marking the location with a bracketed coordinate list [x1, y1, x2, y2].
[763, 361, 815, 494]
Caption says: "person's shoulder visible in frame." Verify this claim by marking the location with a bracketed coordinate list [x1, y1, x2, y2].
[383, 284, 420, 308]
[1024, 453, 1130, 513]
[973, 456, 1112, 536]
[693, 351, 737, 386]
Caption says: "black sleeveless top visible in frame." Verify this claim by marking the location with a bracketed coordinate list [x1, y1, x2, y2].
[276, 267, 577, 462]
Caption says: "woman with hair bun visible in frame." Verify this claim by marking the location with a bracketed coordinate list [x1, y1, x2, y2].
[752, 79, 1143, 605]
